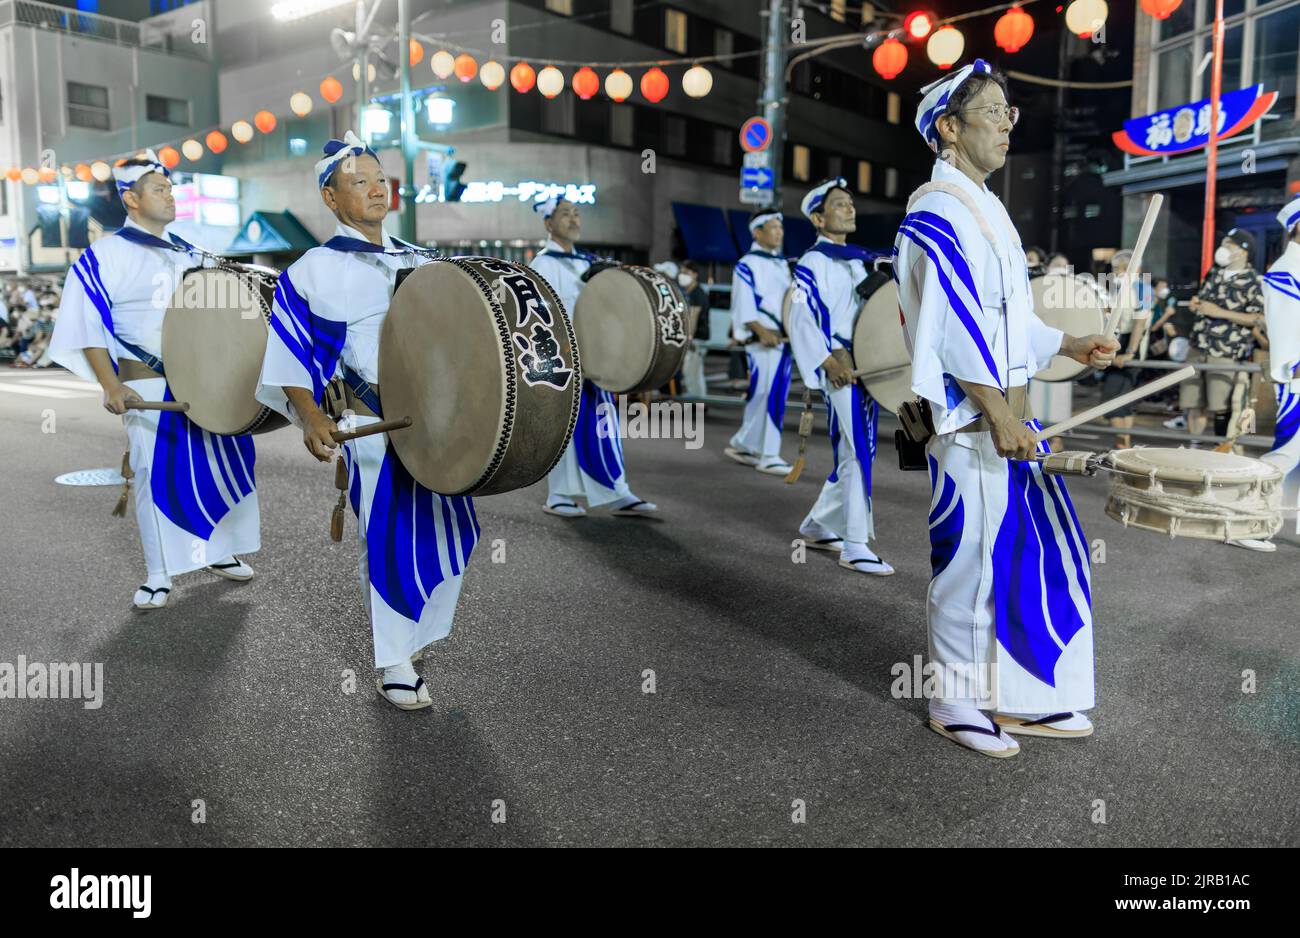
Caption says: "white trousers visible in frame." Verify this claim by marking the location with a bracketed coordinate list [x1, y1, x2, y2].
[730, 344, 793, 460]
[801, 381, 877, 544]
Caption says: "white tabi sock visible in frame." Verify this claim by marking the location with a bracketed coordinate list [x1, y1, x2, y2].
[929, 700, 1018, 754]
[380, 661, 429, 706]
[145, 573, 172, 591]
[840, 541, 880, 563]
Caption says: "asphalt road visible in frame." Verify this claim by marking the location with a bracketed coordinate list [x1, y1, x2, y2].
[1, 367, 1297, 847]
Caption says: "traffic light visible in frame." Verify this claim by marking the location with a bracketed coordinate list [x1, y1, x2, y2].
[442, 160, 467, 203]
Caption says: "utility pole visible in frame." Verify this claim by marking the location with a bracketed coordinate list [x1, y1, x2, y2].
[1201, 0, 1225, 276]
[398, 0, 416, 242]
[758, 0, 786, 210]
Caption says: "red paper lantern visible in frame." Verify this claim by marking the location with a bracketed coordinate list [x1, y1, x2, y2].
[206, 131, 228, 154]
[510, 61, 536, 93]
[994, 7, 1035, 53]
[904, 11, 933, 40]
[320, 76, 344, 103]
[640, 66, 669, 103]
[254, 110, 277, 134]
[75, 163, 93, 182]
[872, 38, 908, 80]
[453, 53, 477, 82]
[1139, 0, 1182, 19]
[408, 39, 424, 66]
[158, 146, 181, 169]
[5, 166, 19, 182]
[37, 166, 57, 183]
[571, 66, 599, 100]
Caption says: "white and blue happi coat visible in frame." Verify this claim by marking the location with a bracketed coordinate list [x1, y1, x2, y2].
[895, 159, 1093, 713]
[255, 223, 478, 669]
[730, 244, 794, 460]
[788, 236, 880, 544]
[1262, 240, 1300, 512]
[529, 239, 631, 506]
[50, 218, 260, 577]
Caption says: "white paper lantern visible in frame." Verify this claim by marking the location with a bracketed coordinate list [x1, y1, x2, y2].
[182, 139, 204, 161]
[1065, 0, 1109, 38]
[926, 26, 965, 69]
[431, 50, 455, 79]
[480, 60, 506, 90]
[682, 65, 713, 98]
[537, 66, 565, 99]
[604, 68, 633, 102]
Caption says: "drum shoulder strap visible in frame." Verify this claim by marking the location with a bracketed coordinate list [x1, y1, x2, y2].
[905, 181, 1002, 259]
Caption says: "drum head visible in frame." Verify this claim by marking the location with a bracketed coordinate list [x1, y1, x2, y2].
[573, 267, 686, 393]
[1104, 447, 1282, 484]
[1030, 274, 1107, 382]
[162, 267, 282, 435]
[851, 277, 911, 414]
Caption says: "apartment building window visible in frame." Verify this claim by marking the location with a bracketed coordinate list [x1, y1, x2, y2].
[665, 9, 688, 54]
[610, 0, 634, 35]
[611, 105, 634, 147]
[860, 2, 876, 26]
[714, 27, 733, 60]
[1154, 42, 1193, 110]
[792, 144, 811, 182]
[545, 0, 574, 15]
[1254, 2, 1300, 135]
[664, 114, 687, 156]
[887, 92, 901, 125]
[146, 94, 189, 126]
[885, 167, 899, 199]
[829, 0, 847, 23]
[857, 161, 872, 194]
[711, 127, 731, 166]
[541, 94, 575, 136]
[67, 82, 110, 131]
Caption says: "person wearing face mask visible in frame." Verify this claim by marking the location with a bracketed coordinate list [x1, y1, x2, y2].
[788, 177, 893, 577]
[1045, 252, 1071, 275]
[529, 196, 659, 520]
[1179, 229, 1265, 443]
[895, 61, 1120, 757]
[1024, 246, 1047, 279]
[726, 210, 794, 476]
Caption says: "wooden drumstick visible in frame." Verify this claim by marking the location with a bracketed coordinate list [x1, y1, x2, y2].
[1035, 365, 1193, 441]
[126, 400, 190, 412]
[1103, 193, 1163, 339]
[330, 416, 412, 443]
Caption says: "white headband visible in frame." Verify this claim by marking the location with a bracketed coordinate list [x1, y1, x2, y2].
[534, 195, 564, 220]
[1278, 195, 1300, 234]
[315, 131, 378, 190]
[915, 58, 993, 153]
[112, 149, 170, 198]
[748, 211, 782, 233]
[800, 178, 848, 219]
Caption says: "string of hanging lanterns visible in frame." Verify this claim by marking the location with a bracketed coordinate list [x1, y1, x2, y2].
[15, 0, 1157, 184]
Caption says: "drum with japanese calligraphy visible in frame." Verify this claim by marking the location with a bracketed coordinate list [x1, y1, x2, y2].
[570, 265, 689, 393]
[378, 256, 582, 496]
[161, 263, 289, 435]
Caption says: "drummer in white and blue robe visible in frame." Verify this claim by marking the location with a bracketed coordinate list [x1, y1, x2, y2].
[255, 133, 477, 711]
[49, 150, 259, 611]
[788, 178, 893, 575]
[726, 210, 794, 476]
[528, 196, 658, 519]
[895, 61, 1119, 756]
[1260, 194, 1300, 529]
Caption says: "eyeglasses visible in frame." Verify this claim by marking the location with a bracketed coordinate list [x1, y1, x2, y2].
[964, 103, 1020, 127]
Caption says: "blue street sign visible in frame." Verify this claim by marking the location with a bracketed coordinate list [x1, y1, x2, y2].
[741, 167, 774, 189]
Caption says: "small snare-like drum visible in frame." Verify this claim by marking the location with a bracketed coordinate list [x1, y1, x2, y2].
[852, 273, 911, 415]
[1104, 447, 1282, 541]
[379, 256, 582, 496]
[1030, 273, 1107, 382]
[161, 264, 288, 435]
[570, 265, 689, 393]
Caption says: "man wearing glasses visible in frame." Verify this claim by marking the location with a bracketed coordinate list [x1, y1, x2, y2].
[893, 60, 1120, 758]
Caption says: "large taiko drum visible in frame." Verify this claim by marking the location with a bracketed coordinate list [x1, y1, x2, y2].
[570, 265, 689, 393]
[1030, 273, 1107, 382]
[379, 256, 582, 496]
[851, 272, 911, 415]
[161, 264, 288, 435]
[1104, 447, 1282, 541]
